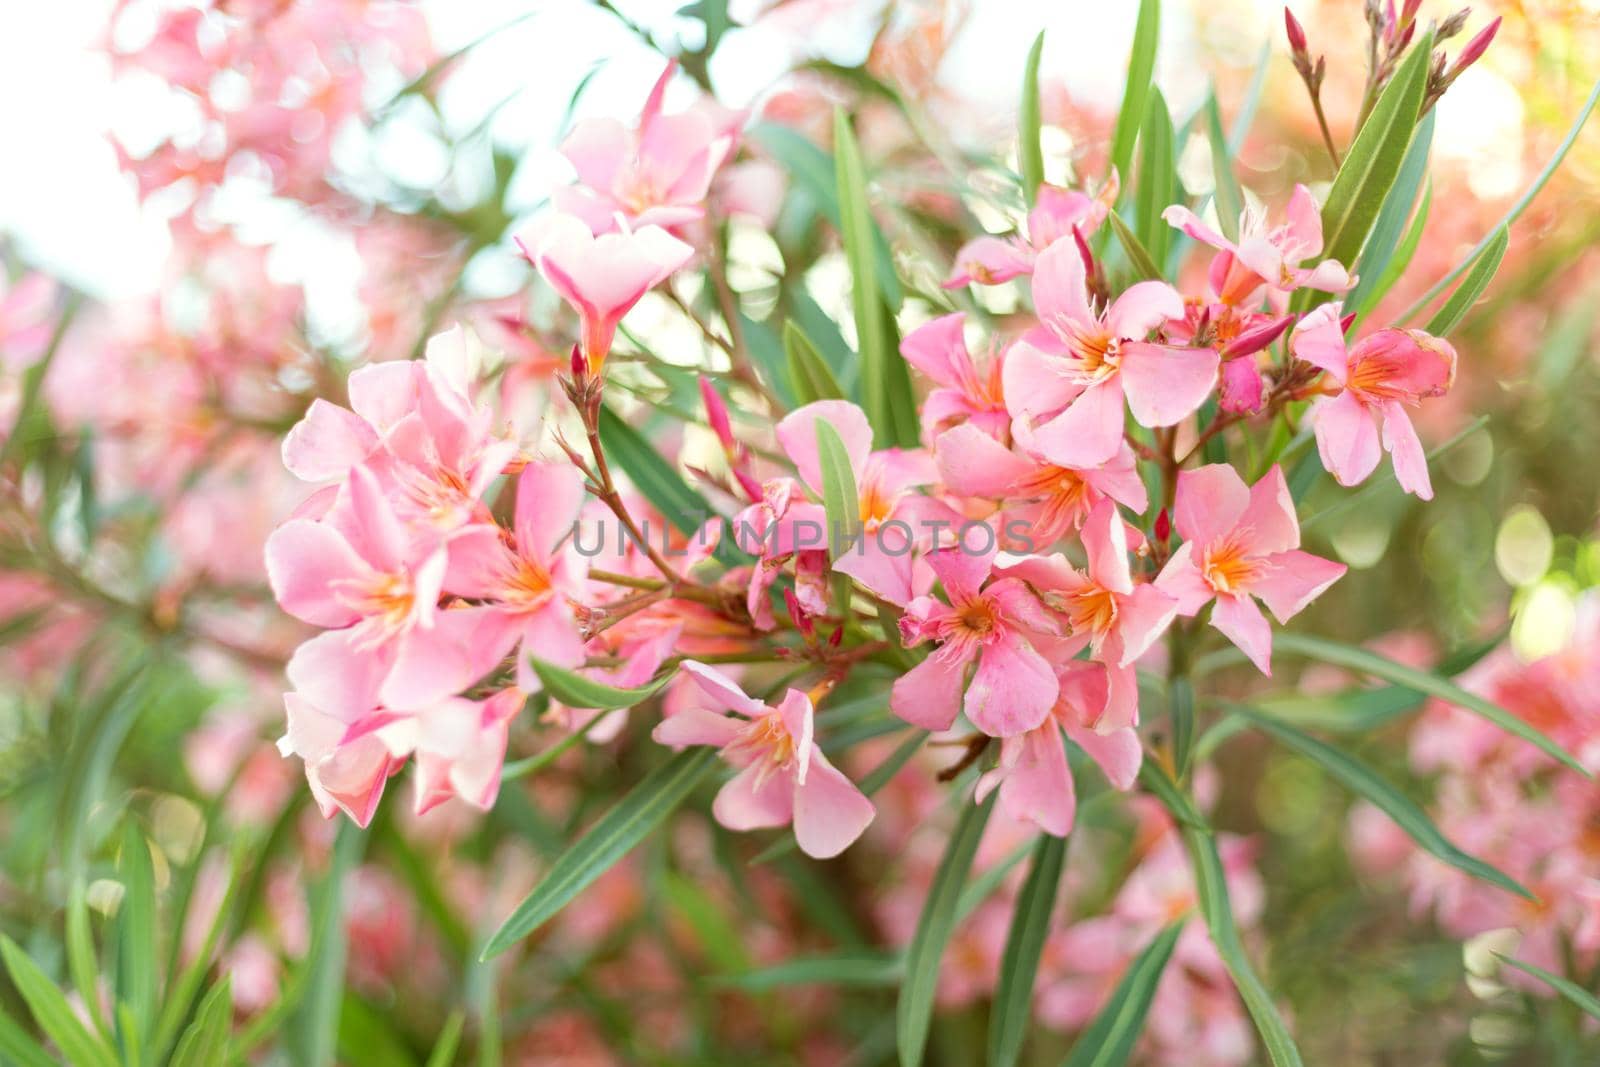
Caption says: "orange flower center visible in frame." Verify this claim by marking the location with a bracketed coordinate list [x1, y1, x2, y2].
[1201, 533, 1265, 595]
[1064, 584, 1118, 636]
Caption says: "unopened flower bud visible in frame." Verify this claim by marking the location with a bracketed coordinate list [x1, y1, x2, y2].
[1155, 508, 1171, 543]
[827, 625, 844, 649]
[700, 378, 736, 452]
[1448, 16, 1499, 78]
[785, 587, 815, 639]
[1284, 7, 1308, 55]
[1437, 7, 1471, 40]
[570, 343, 588, 379]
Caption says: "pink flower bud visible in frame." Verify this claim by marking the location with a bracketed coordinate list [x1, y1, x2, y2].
[733, 464, 765, 503]
[1154, 507, 1171, 543]
[1284, 7, 1308, 54]
[827, 624, 844, 649]
[1220, 314, 1295, 359]
[700, 378, 735, 452]
[570, 343, 587, 378]
[1449, 16, 1500, 78]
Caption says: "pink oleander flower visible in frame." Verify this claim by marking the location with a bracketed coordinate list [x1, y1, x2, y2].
[975, 661, 1141, 837]
[935, 422, 1147, 549]
[1291, 303, 1457, 499]
[554, 61, 738, 234]
[515, 212, 694, 371]
[282, 327, 517, 533]
[651, 661, 874, 858]
[1005, 239, 1218, 467]
[1155, 464, 1346, 675]
[944, 176, 1117, 288]
[998, 501, 1178, 731]
[892, 541, 1062, 738]
[733, 476, 830, 629]
[443, 461, 592, 692]
[774, 399, 947, 608]
[900, 313, 1009, 444]
[376, 687, 526, 816]
[1164, 184, 1353, 307]
[278, 689, 404, 826]
[267, 464, 510, 717]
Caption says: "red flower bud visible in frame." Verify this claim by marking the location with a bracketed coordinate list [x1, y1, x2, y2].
[1221, 313, 1295, 359]
[570, 343, 588, 378]
[1155, 508, 1171, 543]
[827, 625, 844, 649]
[784, 587, 814, 639]
[1284, 7, 1308, 54]
[699, 378, 736, 452]
[733, 464, 765, 504]
[1449, 16, 1500, 78]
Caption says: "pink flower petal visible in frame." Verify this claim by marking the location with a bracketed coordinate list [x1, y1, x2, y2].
[1161, 204, 1232, 251]
[1031, 236, 1094, 329]
[515, 461, 587, 562]
[775, 399, 873, 497]
[1063, 719, 1142, 790]
[983, 725, 1074, 837]
[1237, 463, 1300, 555]
[1114, 583, 1179, 666]
[1211, 593, 1274, 675]
[1118, 343, 1219, 428]
[944, 237, 1033, 288]
[1172, 464, 1250, 547]
[265, 519, 369, 627]
[792, 751, 874, 858]
[1380, 400, 1433, 500]
[1106, 280, 1184, 339]
[653, 706, 743, 749]
[282, 399, 379, 482]
[965, 633, 1057, 737]
[935, 424, 1037, 497]
[1253, 550, 1346, 623]
[1026, 378, 1125, 468]
[900, 313, 969, 386]
[680, 660, 768, 717]
[1153, 542, 1215, 616]
[1313, 389, 1382, 487]
[1081, 501, 1133, 595]
[712, 762, 795, 831]
[1289, 303, 1350, 382]
[890, 645, 972, 731]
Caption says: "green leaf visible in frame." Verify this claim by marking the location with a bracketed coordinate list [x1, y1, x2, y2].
[1396, 76, 1600, 325]
[168, 979, 232, 1067]
[65, 881, 106, 1039]
[0, 1008, 57, 1067]
[1233, 706, 1532, 899]
[833, 108, 918, 449]
[1204, 91, 1243, 243]
[815, 420, 861, 559]
[1316, 30, 1433, 283]
[1423, 225, 1509, 335]
[1180, 827, 1304, 1066]
[527, 658, 671, 711]
[1495, 955, 1600, 1020]
[716, 952, 901, 992]
[784, 319, 846, 404]
[1108, 210, 1164, 282]
[0, 935, 119, 1067]
[1169, 675, 1196, 779]
[1351, 180, 1432, 320]
[424, 1010, 466, 1067]
[1347, 109, 1434, 316]
[987, 834, 1066, 1067]
[1061, 920, 1184, 1067]
[482, 748, 717, 957]
[115, 822, 158, 1053]
[596, 405, 711, 536]
[290, 821, 365, 1067]
[1108, 0, 1160, 187]
[897, 792, 995, 1067]
[1270, 632, 1587, 776]
[1135, 88, 1176, 265]
[1019, 31, 1046, 204]
[1138, 758, 1208, 829]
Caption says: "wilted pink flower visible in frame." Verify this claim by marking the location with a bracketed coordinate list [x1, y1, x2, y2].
[893, 542, 1061, 738]
[935, 422, 1147, 549]
[1291, 304, 1457, 499]
[1155, 465, 1346, 674]
[944, 177, 1117, 287]
[1164, 184, 1353, 306]
[516, 213, 693, 370]
[652, 662, 874, 858]
[998, 501, 1178, 731]
[553, 61, 738, 234]
[900, 313, 1009, 443]
[975, 661, 1141, 836]
[1005, 239, 1218, 467]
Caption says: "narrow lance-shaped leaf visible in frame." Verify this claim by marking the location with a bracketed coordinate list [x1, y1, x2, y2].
[1135, 88, 1177, 265]
[1108, 0, 1160, 188]
[1352, 180, 1432, 320]
[116, 822, 159, 1053]
[714, 953, 902, 992]
[1108, 210, 1165, 282]
[784, 319, 846, 404]
[168, 978, 233, 1067]
[898, 792, 995, 1067]
[0, 935, 120, 1067]
[1018, 32, 1046, 204]
[1423, 225, 1509, 335]
[815, 420, 861, 559]
[423, 1010, 466, 1067]
[1347, 108, 1434, 316]
[987, 833, 1067, 1067]
[1205, 90, 1243, 243]
[834, 108, 918, 449]
[482, 748, 718, 957]
[1397, 76, 1600, 325]
[1314, 30, 1433, 290]
[1180, 826, 1305, 1066]
[1061, 920, 1185, 1067]
[527, 658, 671, 711]
[1270, 632, 1588, 776]
[1233, 706, 1532, 899]
[1494, 955, 1600, 1021]
[0, 1009, 56, 1067]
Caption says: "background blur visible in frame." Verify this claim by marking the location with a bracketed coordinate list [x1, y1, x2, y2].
[2, 1, 1599, 1065]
